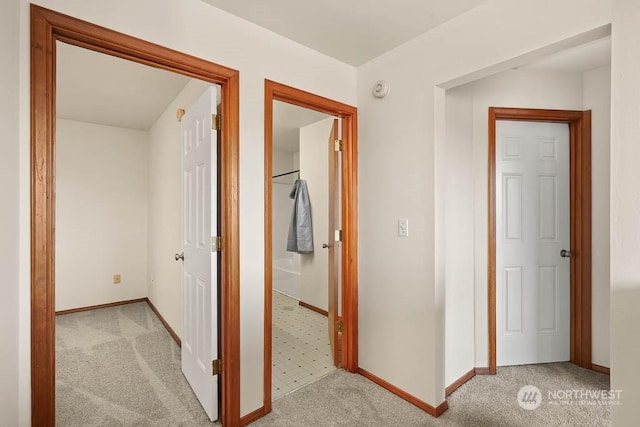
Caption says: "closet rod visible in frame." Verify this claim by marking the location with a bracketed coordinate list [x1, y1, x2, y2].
[272, 169, 300, 179]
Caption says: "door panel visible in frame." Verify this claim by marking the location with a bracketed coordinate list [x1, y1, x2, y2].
[181, 87, 218, 420]
[496, 120, 570, 366]
[327, 118, 340, 367]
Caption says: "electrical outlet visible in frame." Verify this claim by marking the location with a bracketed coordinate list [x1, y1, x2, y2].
[398, 219, 409, 237]
[113, 274, 121, 284]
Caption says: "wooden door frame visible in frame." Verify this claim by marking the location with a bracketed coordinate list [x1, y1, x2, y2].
[30, 5, 241, 426]
[487, 107, 592, 374]
[257, 80, 358, 421]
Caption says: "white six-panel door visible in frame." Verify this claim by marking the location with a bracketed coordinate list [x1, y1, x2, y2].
[496, 120, 570, 366]
[181, 87, 218, 420]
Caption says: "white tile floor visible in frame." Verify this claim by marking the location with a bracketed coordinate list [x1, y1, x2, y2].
[272, 291, 336, 400]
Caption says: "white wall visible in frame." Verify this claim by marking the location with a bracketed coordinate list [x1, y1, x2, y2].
[444, 84, 475, 386]
[15, 0, 356, 418]
[54, 119, 149, 311]
[0, 0, 20, 423]
[610, 0, 640, 423]
[443, 67, 612, 384]
[146, 79, 211, 339]
[272, 150, 297, 263]
[583, 65, 611, 368]
[298, 118, 333, 311]
[358, 0, 611, 408]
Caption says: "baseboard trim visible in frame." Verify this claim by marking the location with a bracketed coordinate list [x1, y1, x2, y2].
[240, 406, 268, 426]
[474, 367, 493, 375]
[591, 364, 610, 375]
[55, 297, 147, 315]
[298, 300, 328, 317]
[445, 368, 476, 397]
[357, 368, 448, 417]
[146, 298, 181, 347]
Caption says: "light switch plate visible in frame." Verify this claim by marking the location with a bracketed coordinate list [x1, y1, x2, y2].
[398, 219, 409, 237]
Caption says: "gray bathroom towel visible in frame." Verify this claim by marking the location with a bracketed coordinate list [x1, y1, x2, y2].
[287, 179, 314, 253]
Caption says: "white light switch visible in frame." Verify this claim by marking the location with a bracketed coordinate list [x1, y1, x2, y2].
[398, 219, 409, 237]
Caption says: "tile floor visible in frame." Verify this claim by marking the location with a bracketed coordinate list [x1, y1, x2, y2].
[272, 291, 336, 400]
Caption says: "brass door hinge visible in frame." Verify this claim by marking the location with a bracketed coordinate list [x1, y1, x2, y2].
[211, 236, 221, 252]
[336, 320, 344, 333]
[177, 108, 186, 122]
[212, 359, 222, 376]
[212, 114, 221, 131]
[334, 139, 343, 152]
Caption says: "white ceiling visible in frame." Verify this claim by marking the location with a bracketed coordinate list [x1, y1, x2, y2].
[56, 42, 191, 130]
[273, 101, 331, 152]
[201, 0, 489, 66]
[521, 36, 611, 73]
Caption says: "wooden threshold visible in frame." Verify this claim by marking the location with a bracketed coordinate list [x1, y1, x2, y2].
[298, 301, 328, 317]
[55, 298, 147, 315]
[474, 367, 492, 375]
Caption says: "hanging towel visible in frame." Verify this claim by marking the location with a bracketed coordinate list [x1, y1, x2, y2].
[287, 179, 314, 253]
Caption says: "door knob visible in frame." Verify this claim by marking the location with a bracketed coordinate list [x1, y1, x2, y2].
[560, 249, 572, 258]
[175, 252, 184, 261]
[322, 243, 329, 249]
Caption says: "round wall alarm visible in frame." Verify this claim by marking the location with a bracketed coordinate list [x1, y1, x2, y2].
[372, 80, 390, 98]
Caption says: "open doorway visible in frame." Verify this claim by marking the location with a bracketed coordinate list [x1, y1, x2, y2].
[270, 101, 340, 399]
[261, 81, 358, 417]
[54, 41, 221, 424]
[442, 34, 611, 400]
[30, 6, 240, 425]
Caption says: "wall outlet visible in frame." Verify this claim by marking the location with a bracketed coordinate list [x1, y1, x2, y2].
[398, 219, 409, 237]
[113, 274, 121, 284]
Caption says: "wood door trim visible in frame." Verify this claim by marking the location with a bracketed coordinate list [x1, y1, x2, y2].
[488, 107, 592, 374]
[30, 6, 241, 426]
[263, 80, 358, 415]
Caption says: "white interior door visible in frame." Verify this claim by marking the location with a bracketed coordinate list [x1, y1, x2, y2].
[496, 120, 570, 366]
[181, 87, 218, 420]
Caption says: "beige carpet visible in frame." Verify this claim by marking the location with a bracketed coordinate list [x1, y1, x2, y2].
[56, 302, 215, 426]
[56, 302, 610, 426]
[255, 363, 610, 426]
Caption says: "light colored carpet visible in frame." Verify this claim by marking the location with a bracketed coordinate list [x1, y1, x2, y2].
[56, 302, 610, 426]
[56, 302, 215, 426]
[253, 363, 610, 426]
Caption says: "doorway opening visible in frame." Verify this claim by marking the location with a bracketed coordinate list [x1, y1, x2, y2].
[31, 6, 240, 426]
[261, 80, 358, 418]
[488, 107, 592, 373]
[270, 102, 340, 400]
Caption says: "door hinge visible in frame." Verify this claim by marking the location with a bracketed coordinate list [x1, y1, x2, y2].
[211, 236, 221, 252]
[212, 359, 222, 376]
[336, 320, 344, 333]
[334, 230, 342, 242]
[334, 139, 343, 152]
[212, 114, 221, 131]
[177, 108, 186, 122]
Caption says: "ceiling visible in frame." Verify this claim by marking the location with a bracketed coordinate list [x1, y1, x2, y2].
[56, 42, 191, 130]
[273, 101, 331, 152]
[201, 0, 489, 66]
[521, 36, 611, 73]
